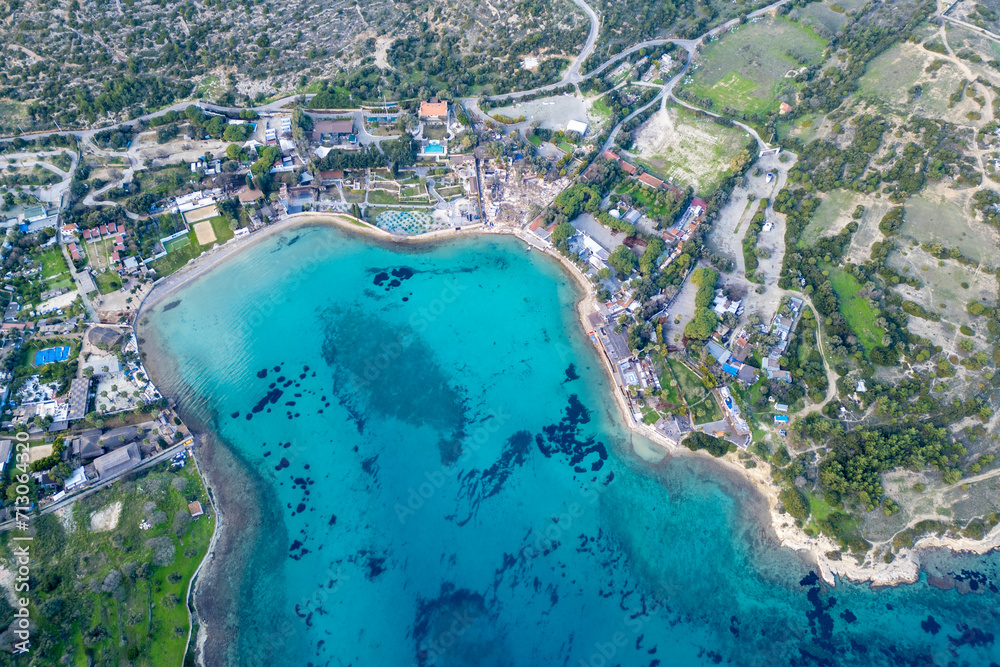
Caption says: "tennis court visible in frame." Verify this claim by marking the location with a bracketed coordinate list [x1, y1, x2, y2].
[35, 346, 70, 365]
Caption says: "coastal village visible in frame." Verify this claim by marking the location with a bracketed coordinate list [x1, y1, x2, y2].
[0, 7, 999, 654]
[0, 87, 789, 526]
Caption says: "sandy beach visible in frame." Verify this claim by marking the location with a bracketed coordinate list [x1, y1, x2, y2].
[136, 212, 1000, 662]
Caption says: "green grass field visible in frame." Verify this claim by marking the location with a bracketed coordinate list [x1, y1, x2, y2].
[684, 16, 826, 115]
[150, 230, 202, 278]
[799, 190, 854, 247]
[95, 270, 123, 294]
[39, 247, 70, 280]
[827, 267, 884, 351]
[590, 96, 612, 119]
[667, 357, 708, 406]
[690, 395, 723, 425]
[164, 235, 191, 254]
[857, 42, 964, 116]
[0, 463, 213, 666]
[368, 189, 401, 205]
[800, 0, 865, 32]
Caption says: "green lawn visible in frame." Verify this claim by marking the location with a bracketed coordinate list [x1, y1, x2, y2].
[528, 135, 543, 147]
[557, 141, 575, 154]
[827, 267, 884, 351]
[590, 96, 612, 118]
[150, 230, 203, 278]
[39, 247, 70, 280]
[808, 492, 836, 522]
[667, 357, 708, 406]
[690, 395, 723, 425]
[799, 190, 853, 247]
[368, 189, 401, 205]
[164, 235, 191, 254]
[95, 270, 123, 294]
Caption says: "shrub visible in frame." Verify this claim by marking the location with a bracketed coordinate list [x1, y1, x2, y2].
[683, 432, 735, 457]
[780, 486, 810, 520]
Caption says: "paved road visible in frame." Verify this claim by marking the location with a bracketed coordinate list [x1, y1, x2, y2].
[0, 442, 186, 533]
[563, 0, 601, 84]
[0, 94, 313, 144]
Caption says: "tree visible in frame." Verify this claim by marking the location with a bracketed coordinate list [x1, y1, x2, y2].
[684, 308, 718, 340]
[550, 221, 575, 245]
[639, 237, 665, 276]
[608, 245, 638, 278]
[291, 108, 313, 141]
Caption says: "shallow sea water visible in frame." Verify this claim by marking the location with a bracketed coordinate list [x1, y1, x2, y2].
[141, 225, 1000, 667]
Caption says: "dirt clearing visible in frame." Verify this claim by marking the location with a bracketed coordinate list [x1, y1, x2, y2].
[631, 105, 750, 193]
[90, 501, 123, 532]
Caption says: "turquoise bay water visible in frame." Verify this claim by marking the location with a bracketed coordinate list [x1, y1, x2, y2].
[141, 225, 1000, 667]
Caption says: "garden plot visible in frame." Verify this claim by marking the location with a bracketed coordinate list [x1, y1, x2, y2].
[902, 195, 1000, 266]
[684, 16, 826, 115]
[889, 245, 998, 331]
[631, 105, 751, 192]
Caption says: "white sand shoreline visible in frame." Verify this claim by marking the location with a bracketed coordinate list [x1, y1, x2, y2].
[136, 213, 1000, 590]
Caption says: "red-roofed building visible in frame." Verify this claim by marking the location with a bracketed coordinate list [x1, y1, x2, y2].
[620, 161, 638, 175]
[603, 150, 620, 161]
[691, 197, 708, 210]
[62, 223, 78, 234]
[419, 100, 448, 119]
[111, 252, 120, 262]
[108, 222, 118, 234]
[99, 224, 108, 236]
[638, 173, 663, 189]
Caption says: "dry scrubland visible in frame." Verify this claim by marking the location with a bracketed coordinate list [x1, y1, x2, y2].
[631, 105, 752, 192]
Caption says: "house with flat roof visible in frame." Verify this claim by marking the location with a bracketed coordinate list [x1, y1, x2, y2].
[67, 377, 90, 421]
[23, 205, 47, 222]
[64, 466, 87, 491]
[312, 119, 354, 141]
